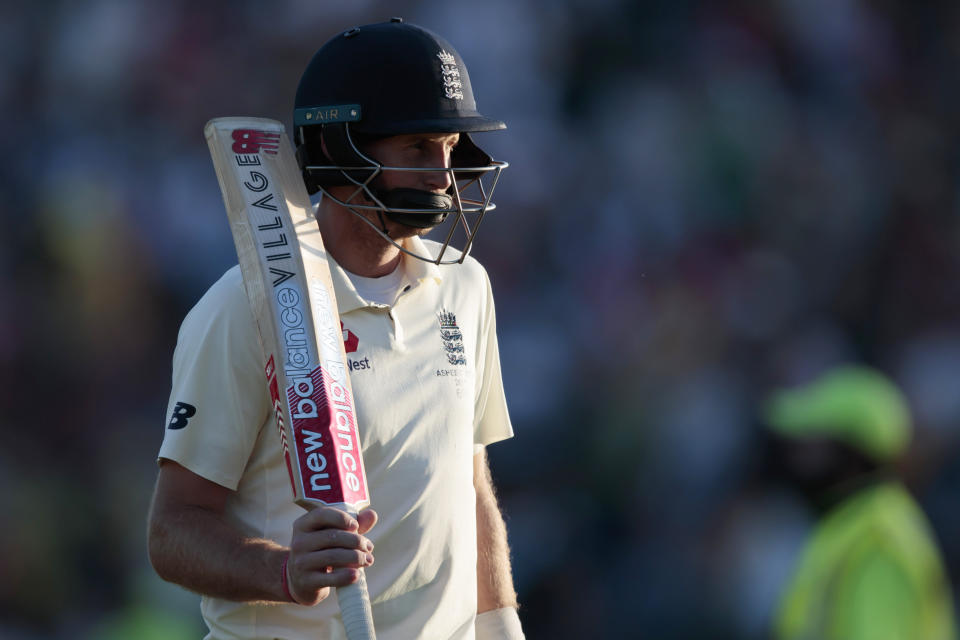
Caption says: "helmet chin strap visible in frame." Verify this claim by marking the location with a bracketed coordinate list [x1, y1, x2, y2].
[374, 187, 452, 228]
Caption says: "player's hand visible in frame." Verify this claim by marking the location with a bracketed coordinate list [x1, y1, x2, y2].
[286, 507, 378, 605]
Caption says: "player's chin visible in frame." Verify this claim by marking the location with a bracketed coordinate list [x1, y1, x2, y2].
[414, 224, 439, 237]
[390, 221, 439, 239]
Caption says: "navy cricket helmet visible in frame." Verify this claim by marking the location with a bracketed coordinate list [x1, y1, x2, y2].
[293, 18, 508, 264]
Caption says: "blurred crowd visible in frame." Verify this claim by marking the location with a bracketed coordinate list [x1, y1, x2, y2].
[2, 0, 960, 638]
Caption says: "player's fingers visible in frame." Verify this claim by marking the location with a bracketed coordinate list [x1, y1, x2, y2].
[357, 508, 378, 534]
[293, 528, 373, 554]
[298, 566, 365, 592]
[285, 556, 332, 606]
[293, 585, 332, 607]
[287, 550, 371, 602]
[294, 506, 358, 533]
[299, 547, 375, 573]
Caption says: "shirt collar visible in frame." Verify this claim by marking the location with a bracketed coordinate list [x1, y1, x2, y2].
[402, 236, 443, 288]
[327, 235, 443, 314]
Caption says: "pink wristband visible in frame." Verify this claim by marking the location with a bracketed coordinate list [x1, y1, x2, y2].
[281, 554, 298, 604]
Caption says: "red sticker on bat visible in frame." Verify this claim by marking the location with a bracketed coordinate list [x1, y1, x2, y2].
[265, 355, 296, 497]
[232, 129, 281, 155]
[286, 365, 367, 507]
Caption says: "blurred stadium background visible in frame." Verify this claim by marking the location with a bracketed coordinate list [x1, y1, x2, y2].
[2, 0, 960, 638]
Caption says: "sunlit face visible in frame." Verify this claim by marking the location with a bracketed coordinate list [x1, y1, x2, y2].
[323, 131, 463, 242]
[362, 132, 460, 195]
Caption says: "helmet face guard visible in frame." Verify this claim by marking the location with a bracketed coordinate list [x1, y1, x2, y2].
[293, 19, 508, 265]
[296, 118, 506, 265]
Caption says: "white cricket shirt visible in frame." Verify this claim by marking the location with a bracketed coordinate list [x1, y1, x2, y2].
[159, 236, 513, 640]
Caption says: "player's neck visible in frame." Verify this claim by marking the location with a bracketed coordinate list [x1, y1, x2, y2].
[316, 201, 401, 278]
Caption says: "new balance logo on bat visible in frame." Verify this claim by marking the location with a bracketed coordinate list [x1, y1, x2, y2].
[231, 129, 281, 155]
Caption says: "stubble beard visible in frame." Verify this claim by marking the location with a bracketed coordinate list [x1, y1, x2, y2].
[349, 205, 433, 258]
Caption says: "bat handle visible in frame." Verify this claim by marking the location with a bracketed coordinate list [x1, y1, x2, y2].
[337, 568, 376, 639]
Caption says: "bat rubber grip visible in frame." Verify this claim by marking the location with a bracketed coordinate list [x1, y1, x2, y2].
[337, 569, 376, 639]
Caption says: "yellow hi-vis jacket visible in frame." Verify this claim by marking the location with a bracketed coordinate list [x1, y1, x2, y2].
[775, 481, 957, 640]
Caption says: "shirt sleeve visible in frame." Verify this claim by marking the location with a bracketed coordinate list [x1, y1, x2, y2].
[158, 267, 270, 490]
[473, 268, 513, 448]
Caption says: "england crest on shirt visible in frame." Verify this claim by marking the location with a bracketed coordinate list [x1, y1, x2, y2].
[437, 308, 466, 366]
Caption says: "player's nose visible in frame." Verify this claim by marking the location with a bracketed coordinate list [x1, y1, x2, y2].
[422, 148, 454, 193]
[424, 168, 453, 193]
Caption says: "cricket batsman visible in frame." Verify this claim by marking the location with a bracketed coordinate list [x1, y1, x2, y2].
[147, 18, 525, 640]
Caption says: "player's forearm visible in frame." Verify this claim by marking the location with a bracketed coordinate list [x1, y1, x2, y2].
[474, 452, 519, 612]
[148, 504, 288, 604]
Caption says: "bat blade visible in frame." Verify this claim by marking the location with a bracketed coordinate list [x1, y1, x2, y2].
[205, 117, 375, 639]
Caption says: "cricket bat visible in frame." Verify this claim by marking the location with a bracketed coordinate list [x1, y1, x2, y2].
[204, 117, 375, 639]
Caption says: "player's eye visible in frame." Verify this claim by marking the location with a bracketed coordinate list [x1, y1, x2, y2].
[405, 138, 456, 160]
[405, 141, 428, 155]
